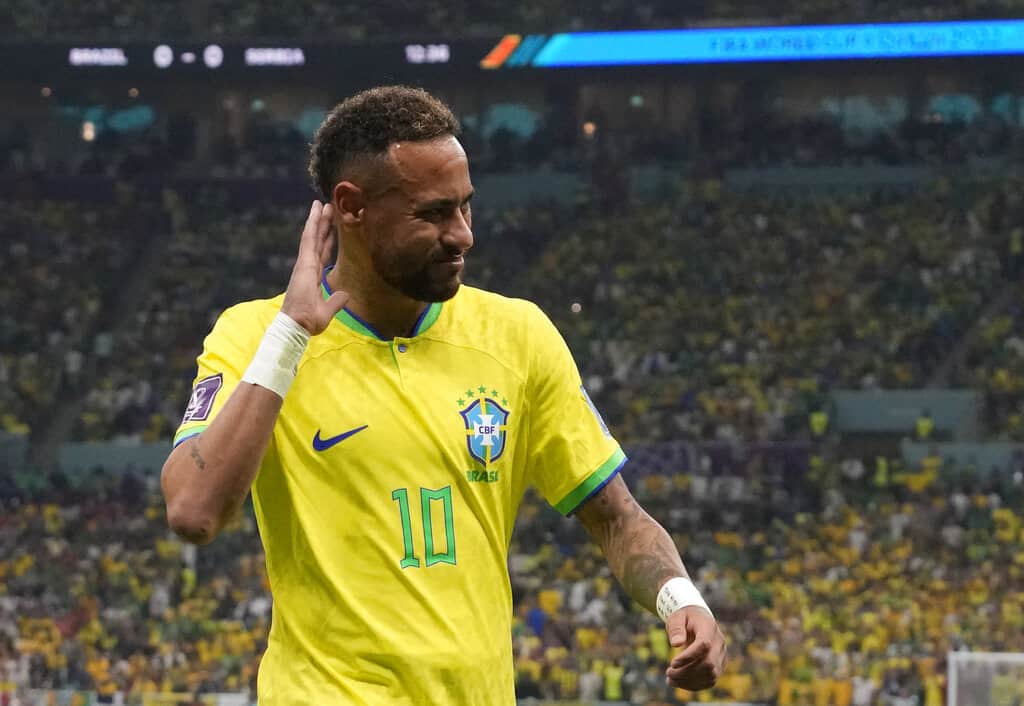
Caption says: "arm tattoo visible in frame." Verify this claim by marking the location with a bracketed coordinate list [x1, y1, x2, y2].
[579, 479, 687, 614]
[613, 507, 687, 612]
[621, 546, 686, 611]
[189, 438, 207, 471]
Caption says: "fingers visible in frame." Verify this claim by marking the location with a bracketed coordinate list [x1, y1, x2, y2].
[281, 201, 338, 336]
[318, 203, 334, 241]
[666, 668, 717, 692]
[671, 610, 716, 666]
[664, 610, 726, 692]
[317, 215, 338, 267]
[324, 290, 350, 319]
[668, 633, 723, 673]
[300, 200, 322, 246]
[665, 611, 690, 650]
[298, 201, 333, 267]
[666, 639, 725, 691]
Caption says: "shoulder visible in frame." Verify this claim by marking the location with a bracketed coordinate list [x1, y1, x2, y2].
[205, 293, 284, 347]
[447, 285, 553, 333]
[213, 293, 284, 331]
[443, 286, 571, 374]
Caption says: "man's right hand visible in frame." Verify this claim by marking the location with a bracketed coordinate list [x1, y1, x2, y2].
[280, 201, 349, 335]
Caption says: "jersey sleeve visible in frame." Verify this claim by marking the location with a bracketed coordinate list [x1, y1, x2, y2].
[524, 304, 626, 515]
[172, 304, 266, 448]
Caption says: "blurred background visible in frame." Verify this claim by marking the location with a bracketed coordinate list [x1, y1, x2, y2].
[3, 2, 1024, 705]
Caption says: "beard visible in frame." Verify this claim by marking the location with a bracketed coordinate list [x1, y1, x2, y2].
[372, 247, 464, 303]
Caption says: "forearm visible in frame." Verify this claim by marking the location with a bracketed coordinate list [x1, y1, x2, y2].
[600, 506, 689, 614]
[576, 475, 689, 614]
[161, 383, 282, 544]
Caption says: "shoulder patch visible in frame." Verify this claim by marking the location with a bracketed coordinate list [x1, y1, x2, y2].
[581, 385, 611, 437]
[182, 374, 223, 423]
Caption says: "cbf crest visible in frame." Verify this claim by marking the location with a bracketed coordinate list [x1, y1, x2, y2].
[458, 386, 510, 468]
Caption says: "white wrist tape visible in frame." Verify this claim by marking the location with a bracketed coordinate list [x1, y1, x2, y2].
[656, 577, 713, 621]
[241, 312, 310, 399]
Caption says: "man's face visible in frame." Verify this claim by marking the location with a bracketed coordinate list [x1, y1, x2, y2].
[361, 136, 474, 302]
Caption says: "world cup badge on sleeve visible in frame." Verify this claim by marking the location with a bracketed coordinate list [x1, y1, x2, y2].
[182, 374, 223, 423]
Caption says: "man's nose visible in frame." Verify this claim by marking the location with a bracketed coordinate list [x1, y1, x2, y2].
[445, 209, 473, 251]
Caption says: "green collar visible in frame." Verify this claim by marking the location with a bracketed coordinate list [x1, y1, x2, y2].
[319, 269, 442, 340]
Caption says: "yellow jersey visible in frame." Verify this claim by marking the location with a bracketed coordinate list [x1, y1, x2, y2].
[174, 279, 625, 705]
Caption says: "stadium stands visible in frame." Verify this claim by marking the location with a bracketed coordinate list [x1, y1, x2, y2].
[0, 191, 170, 439]
[3, 172, 1020, 704]
[5, 106, 1024, 182]
[955, 281, 1024, 442]
[0, 169, 1017, 444]
[2, 458, 1021, 701]
[522, 182, 1007, 443]
[74, 193, 301, 443]
[5, 3, 1024, 701]
[4, 0, 1024, 39]
[41, 178, 1009, 444]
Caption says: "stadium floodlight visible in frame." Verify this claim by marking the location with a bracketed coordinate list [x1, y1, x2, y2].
[153, 44, 173, 68]
[204, 44, 224, 68]
[948, 651, 1024, 706]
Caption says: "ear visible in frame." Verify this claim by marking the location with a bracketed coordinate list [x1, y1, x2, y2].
[332, 181, 365, 228]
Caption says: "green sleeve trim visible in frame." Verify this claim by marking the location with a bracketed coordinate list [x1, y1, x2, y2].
[553, 446, 628, 516]
[173, 425, 208, 448]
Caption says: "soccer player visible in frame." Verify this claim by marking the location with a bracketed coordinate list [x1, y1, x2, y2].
[161, 86, 726, 705]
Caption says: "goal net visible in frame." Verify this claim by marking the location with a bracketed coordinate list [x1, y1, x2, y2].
[948, 651, 1024, 706]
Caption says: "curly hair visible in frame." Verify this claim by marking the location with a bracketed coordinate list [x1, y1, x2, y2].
[308, 85, 461, 201]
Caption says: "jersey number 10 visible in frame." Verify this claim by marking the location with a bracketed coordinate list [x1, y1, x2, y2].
[391, 486, 456, 569]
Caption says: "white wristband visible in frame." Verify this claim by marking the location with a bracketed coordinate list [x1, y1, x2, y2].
[241, 312, 310, 399]
[656, 577, 713, 622]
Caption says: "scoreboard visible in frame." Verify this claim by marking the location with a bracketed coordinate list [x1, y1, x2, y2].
[7, 19, 1024, 83]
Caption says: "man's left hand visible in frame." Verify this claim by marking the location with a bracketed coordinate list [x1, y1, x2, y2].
[664, 606, 727, 691]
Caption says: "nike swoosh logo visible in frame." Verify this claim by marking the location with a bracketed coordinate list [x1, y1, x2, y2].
[312, 425, 369, 452]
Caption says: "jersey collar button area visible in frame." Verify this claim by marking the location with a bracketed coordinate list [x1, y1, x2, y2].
[396, 342, 408, 353]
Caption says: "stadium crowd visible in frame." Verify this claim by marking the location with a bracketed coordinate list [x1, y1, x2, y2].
[3, 0, 1024, 39]
[520, 179, 1008, 443]
[4, 1, 1024, 705]
[1, 452, 1022, 704]
[37, 174, 1010, 445]
[5, 100, 1024, 182]
[0, 188, 170, 439]
[956, 278, 1024, 442]
[0, 168, 1017, 444]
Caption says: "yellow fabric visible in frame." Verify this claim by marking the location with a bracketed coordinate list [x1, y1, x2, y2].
[994, 508, 1020, 543]
[890, 453, 940, 493]
[603, 663, 624, 700]
[809, 411, 828, 436]
[873, 457, 889, 487]
[923, 675, 943, 706]
[575, 626, 604, 650]
[648, 625, 669, 661]
[915, 416, 934, 440]
[538, 588, 562, 615]
[175, 287, 623, 706]
[832, 678, 853, 706]
[777, 678, 796, 706]
[812, 677, 833, 706]
[720, 672, 753, 700]
[552, 665, 578, 698]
